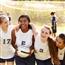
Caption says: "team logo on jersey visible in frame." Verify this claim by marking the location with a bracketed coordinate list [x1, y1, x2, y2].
[21, 41, 26, 46]
[39, 49, 43, 52]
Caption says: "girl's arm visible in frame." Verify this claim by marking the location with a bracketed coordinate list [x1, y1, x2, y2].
[30, 23, 38, 37]
[11, 29, 17, 50]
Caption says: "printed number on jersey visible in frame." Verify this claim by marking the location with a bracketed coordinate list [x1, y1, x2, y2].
[3, 39, 11, 44]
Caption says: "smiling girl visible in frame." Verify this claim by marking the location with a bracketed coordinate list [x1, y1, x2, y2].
[0, 15, 15, 65]
[56, 34, 65, 65]
[34, 25, 60, 65]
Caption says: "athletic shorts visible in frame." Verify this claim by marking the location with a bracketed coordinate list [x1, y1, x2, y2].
[0, 57, 14, 63]
[51, 24, 57, 33]
[15, 53, 35, 65]
[36, 58, 53, 65]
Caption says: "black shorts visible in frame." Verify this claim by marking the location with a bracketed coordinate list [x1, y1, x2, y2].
[15, 53, 35, 65]
[51, 24, 57, 33]
[60, 60, 65, 65]
[0, 57, 14, 63]
[36, 58, 53, 65]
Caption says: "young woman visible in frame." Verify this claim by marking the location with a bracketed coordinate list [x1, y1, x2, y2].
[0, 15, 15, 65]
[11, 15, 35, 65]
[56, 33, 65, 65]
[34, 25, 60, 65]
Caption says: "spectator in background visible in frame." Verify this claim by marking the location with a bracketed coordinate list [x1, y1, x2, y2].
[50, 12, 57, 37]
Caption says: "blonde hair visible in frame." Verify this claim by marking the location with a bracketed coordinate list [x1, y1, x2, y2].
[0, 15, 9, 24]
[41, 25, 51, 34]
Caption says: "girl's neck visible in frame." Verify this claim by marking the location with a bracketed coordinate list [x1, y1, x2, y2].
[21, 28, 29, 33]
[41, 37, 47, 43]
[59, 46, 65, 50]
[2, 27, 8, 32]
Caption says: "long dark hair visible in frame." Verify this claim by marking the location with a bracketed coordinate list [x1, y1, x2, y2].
[59, 33, 65, 44]
[48, 37, 60, 65]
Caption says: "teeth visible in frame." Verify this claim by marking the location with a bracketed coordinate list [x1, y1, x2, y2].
[22, 25, 25, 26]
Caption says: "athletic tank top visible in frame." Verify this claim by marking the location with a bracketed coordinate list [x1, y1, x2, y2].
[15, 29, 33, 53]
[0, 26, 15, 59]
[58, 47, 65, 60]
[34, 34, 51, 60]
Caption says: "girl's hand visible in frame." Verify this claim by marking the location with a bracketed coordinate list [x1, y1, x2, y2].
[29, 49, 34, 56]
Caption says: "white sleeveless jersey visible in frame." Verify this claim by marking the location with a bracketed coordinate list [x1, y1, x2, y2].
[15, 29, 33, 53]
[58, 47, 65, 60]
[34, 34, 51, 60]
[0, 26, 15, 59]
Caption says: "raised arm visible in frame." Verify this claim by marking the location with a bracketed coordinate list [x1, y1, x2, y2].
[30, 23, 38, 37]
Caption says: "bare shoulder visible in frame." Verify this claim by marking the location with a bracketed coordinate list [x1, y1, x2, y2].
[11, 28, 16, 36]
[13, 24, 19, 32]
